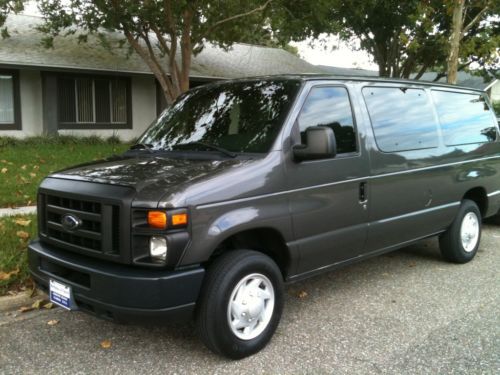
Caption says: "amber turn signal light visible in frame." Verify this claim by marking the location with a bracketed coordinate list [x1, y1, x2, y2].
[148, 211, 167, 229]
[172, 213, 188, 226]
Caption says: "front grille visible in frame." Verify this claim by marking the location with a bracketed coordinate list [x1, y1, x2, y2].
[39, 193, 121, 257]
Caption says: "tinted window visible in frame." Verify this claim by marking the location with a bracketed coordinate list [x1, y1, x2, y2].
[140, 80, 301, 154]
[363, 87, 439, 152]
[298, 87, 357, 154]
[58, 76, 129, 126]
[432, 90, 497, 145]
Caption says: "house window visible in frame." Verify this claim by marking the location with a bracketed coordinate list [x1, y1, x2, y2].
[0, 70, 21, 130]
[58, 75, 131, 129]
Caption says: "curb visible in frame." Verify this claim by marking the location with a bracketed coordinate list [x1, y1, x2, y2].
[0, 289, 47, 312]
[0, 206, 37, 217]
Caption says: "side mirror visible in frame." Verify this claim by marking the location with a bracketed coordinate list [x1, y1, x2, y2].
[293, 126, 337, 161]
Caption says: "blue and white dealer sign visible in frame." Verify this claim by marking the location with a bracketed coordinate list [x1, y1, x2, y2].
[49, 279, 72, 310]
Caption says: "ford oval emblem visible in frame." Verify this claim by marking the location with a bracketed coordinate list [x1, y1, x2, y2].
[61, 214, 82, 231]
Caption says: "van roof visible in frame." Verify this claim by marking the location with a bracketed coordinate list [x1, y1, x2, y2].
[232, 74, 486, 93]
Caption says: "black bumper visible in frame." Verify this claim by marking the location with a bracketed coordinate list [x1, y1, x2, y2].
[28, 240, 205, 323]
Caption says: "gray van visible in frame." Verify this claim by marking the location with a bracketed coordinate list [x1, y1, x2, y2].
[28, 76, 500, 358]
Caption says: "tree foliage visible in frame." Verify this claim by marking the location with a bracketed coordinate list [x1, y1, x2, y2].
[35, 0, 500, 96]
[0, 0, 24, 38]
[38, 0, 274, 104]
[445, 0, 499, 83]
[272, 0, 499, 80]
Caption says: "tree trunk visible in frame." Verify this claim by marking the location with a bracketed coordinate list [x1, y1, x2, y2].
[447, 0, 465, 84]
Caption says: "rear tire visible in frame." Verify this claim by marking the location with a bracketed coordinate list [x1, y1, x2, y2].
[196, 250, 284, 359]
[439, 199, 482, 263]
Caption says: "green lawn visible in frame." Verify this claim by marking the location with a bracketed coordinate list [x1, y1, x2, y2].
[0, 214, 37, 295]
[0, 136, 129, 208]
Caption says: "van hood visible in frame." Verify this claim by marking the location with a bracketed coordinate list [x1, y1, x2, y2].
[51, 155, 247, 204]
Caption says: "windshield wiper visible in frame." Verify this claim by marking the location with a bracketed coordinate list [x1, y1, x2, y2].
[173, 142, 237, 158]
[129, 143, 154, 153]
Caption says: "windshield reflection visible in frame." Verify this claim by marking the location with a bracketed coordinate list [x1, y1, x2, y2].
[139, 79, 301, 154]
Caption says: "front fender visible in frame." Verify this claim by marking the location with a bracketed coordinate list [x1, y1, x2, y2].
[178, 195, 296, 268]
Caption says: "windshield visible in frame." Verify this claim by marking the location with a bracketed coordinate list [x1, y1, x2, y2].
[138, 79, 301, 154]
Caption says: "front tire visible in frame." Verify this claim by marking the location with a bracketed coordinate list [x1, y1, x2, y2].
[196, 250, 284, 359]
[439, 199, 482, 263]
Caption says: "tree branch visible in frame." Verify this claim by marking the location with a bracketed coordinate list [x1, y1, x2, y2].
[202, 0, 272, 39]
[180, 7, 194, 92]
[162, 0, 181, 93]
[163, 0, 176, 36]
[150, 24, 181, 94]
[413, 62, 429, 80]
[461, 3, 489, 38]
[150, 24, 171, 55]
[123, 27, 175, 102]
[433, 59, 475, 82]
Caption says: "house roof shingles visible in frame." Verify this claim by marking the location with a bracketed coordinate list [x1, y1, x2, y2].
[0, 14, 321, 79]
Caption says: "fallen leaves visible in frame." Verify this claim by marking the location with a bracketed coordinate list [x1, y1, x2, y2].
[31, 299, 43, 309]
[14, 218, 31, 227]
[297, 290, 308, 299]
[47, 319, 59, 326]
[18, 306, 33, 313]
[0, 268, 20, 281]
[16, 231, 30, 240]
[100, 339, 112, 349]
[18, 299, 56, 313]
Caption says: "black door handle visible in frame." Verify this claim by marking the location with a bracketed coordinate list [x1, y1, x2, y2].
[359, 182, 367, 203]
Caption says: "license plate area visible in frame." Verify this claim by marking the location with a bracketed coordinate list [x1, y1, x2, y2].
[41, 258, 90, 289]
[49, 279, 74, 310]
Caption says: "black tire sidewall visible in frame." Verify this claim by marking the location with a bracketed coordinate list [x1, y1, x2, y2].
[441, 200, 482, 263]
[198, 251, 284, 359]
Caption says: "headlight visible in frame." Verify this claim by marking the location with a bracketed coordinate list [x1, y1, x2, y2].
[150, 236, 167, 262]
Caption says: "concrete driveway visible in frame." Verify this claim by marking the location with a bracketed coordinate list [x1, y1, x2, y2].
[1, 224, 499, 374]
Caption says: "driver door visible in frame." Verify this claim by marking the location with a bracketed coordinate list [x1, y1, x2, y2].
[285, 84, 370, 275]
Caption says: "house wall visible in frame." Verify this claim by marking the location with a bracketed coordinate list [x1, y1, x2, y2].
[1, 71, 157, 141]
[0, 69, 43, 137]
[58, 75, 157, 141]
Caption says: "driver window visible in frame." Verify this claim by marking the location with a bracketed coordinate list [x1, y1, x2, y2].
[298, 86, 357, 154]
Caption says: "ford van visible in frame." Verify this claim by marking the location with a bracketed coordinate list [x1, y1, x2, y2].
[28, 76, 500, 358]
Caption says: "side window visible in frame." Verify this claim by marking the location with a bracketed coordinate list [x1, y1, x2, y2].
[298, 86, 357, 154]
[0, 70, 21, 130]
[431, 90, 497, 145]
[362, 87, 439, 152]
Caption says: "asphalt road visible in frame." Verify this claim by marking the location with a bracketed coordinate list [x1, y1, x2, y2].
[1, 224, 499, 374]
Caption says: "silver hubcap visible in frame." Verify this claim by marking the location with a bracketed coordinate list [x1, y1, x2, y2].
[227, 273, 275, 340]
[460, 212, 480, 252]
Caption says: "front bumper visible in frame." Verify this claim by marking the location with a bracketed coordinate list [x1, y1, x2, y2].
[28, 240, 205, 323]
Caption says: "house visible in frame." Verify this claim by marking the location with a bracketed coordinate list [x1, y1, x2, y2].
[318, 65, 500, 104]
[0, 14, 321, 140]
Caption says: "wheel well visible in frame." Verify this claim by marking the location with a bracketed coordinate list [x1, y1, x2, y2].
[210, 228, 290, 278]
[463, 187, 488, 217]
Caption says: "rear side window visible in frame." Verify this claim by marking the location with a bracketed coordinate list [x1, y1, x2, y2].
[431, 90, 497, 145]
[363, 87, 439, 152]
[298, 86, 357, 154]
